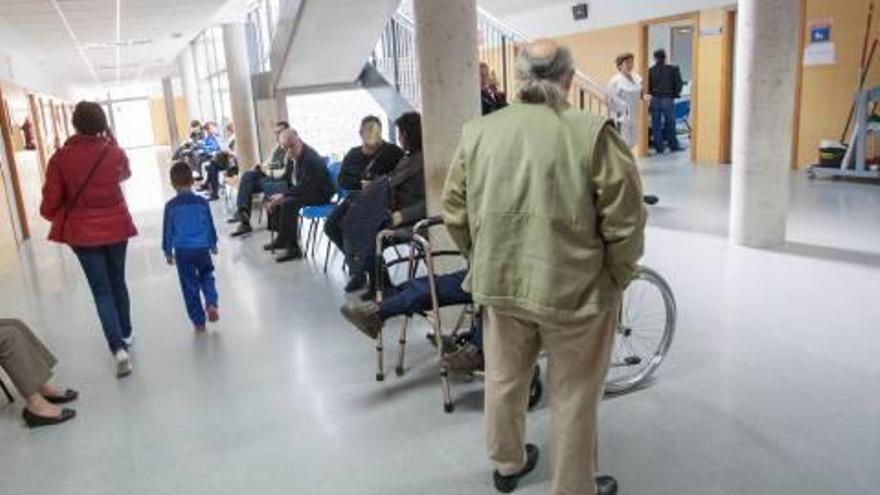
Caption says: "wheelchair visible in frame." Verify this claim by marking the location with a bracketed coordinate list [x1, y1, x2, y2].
[369, 216, 676, 412]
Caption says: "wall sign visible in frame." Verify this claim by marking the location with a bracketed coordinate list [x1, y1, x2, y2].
[804, 19, 836, 66]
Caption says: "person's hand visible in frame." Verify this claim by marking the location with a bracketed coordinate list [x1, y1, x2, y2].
[391, 210, 404, 226]
[166, 254, 174, 265]
[266, 193, 285, 210]
[210, 247, 218, 256]
[644, 94, 652, 102]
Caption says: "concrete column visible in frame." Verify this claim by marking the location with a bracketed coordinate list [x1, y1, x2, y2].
[162, 77, 181, 150]
[223, 22, 260, 170]
[413, 0, 480, 216]
[178, 45, 200, 122]
[729, 0, 801, 248]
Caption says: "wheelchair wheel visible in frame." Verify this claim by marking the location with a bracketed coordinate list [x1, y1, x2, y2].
[528, 364, 542, 409]
[605, 266, 676, 395]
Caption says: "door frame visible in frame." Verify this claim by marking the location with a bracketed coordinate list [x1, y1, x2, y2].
[0, 87, 31, 240]
[638, 12, 700, 161]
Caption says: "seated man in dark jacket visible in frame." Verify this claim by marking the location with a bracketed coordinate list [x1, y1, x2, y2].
[230, 121, 292, 234]
[325, 116, 403, 290]
[263, 129, 334, 262]
[342, 112, 427, 297]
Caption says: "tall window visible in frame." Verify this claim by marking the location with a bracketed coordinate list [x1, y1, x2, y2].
[192, 27, 231, 125]
[247, 0, 278, 73]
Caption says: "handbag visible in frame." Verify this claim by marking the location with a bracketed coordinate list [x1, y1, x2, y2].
[50, 144, 111, 241]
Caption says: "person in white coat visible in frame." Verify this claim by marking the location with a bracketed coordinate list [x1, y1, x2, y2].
[606, 53, 646, 148]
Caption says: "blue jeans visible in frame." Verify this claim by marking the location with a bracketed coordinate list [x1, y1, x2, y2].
[378, 270, 483, 349]
[650, 96, 679, 152]
[175, 249, 218, 326]
[72, 241, 131, 353]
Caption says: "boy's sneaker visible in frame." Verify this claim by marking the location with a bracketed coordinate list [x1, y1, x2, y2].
[115, 350, 133, 378]
[493, 444, 539, 493]
[123, 334, 134, 348]
[194, 324, 207, 333]
[206, 306, 220, 323]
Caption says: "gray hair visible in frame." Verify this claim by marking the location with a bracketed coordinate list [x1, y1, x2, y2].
[515, 41, 575, 112]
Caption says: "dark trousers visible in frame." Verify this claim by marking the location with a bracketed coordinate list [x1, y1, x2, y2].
[174, 249, 218, 326]
[236, 170, 288, 220]
[72, 241, 131, 353]
[273, 193, 327, 251]
[205, 163, 221, 198]
[324, 198, 352, 251]
[649, 96, 679, 152]
[378, 270, 482, 348]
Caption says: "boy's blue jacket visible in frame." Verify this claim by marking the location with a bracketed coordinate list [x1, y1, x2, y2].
[162, 191, 217, 256]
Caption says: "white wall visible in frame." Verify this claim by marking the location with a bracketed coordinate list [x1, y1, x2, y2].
[0, 19, 70, 98]
[489, 0, 736, 38]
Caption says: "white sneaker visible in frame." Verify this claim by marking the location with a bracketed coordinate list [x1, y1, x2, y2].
[115, 349, 133, 378]
[123, 334, 134, 347]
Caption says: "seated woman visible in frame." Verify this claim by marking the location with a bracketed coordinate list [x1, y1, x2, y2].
[340, 270, 484, 372]
[0, 319, 78, 428]
[341, 112, 427, 298]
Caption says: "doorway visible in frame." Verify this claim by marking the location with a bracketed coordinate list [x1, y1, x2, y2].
[107, 98, 156, 149]
[639, 14, 699, 159]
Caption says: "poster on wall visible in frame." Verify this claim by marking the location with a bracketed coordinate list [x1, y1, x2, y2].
[804, 19, 836, 66]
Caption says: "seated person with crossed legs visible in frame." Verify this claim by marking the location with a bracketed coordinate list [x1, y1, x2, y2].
[262, 129, 335, 263]
[229, 121, 293, 236]
[0, 318, 79, 428]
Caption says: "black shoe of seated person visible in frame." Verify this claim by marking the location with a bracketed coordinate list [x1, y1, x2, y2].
[263, 241, 282, 252]
[493, 444, 539, 493]
[340, 301, 382, 339]
[643, 194, 659, 206]
[344, 273, 367, 293]
[596, 475, 619, 495]
[231, 222, 253, 237]
[275, 247, 303, 263]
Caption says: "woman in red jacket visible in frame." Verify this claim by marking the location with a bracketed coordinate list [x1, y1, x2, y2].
[40, 102, 138, 378]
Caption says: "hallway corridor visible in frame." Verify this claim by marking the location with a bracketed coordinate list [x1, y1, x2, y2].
[1, 149, 879, 495]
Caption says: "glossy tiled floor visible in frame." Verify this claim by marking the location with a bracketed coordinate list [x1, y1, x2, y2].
[1, 148, 878, 494]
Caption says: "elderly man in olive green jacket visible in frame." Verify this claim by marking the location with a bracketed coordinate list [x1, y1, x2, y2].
[442, 41, 645, 495]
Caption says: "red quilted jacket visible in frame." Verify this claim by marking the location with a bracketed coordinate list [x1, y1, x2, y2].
[40, 134, 138, 247]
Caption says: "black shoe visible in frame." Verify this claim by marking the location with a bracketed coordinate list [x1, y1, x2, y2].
[643, 194, 659, 206]
[208, 195, 219, 202]
[493, 444, 539, 493]
[276, 248, 303, 263]
[45, 389, 79, 405]
[231, 223, 253, 237]
[596, 475, 618, 495]
[669, 146, 684, 152]
[22, 407, 76, 429]
[263, 241, 283, 251]
[227, 216, 241, 224]
[344, 274, 367, 293]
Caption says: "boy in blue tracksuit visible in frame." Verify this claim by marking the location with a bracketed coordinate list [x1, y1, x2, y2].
[163, 161, 220, 332]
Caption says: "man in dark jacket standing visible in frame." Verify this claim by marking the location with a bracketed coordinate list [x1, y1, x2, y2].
[648, 49, 684, 153]
[264, 129, 334, 263]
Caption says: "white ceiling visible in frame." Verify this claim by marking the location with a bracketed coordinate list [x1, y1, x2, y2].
[0, 0, 252, 93]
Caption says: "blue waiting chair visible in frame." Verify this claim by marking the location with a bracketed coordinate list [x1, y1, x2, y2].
[300, 160, 346, 272]
[674, 99, 691, 136]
